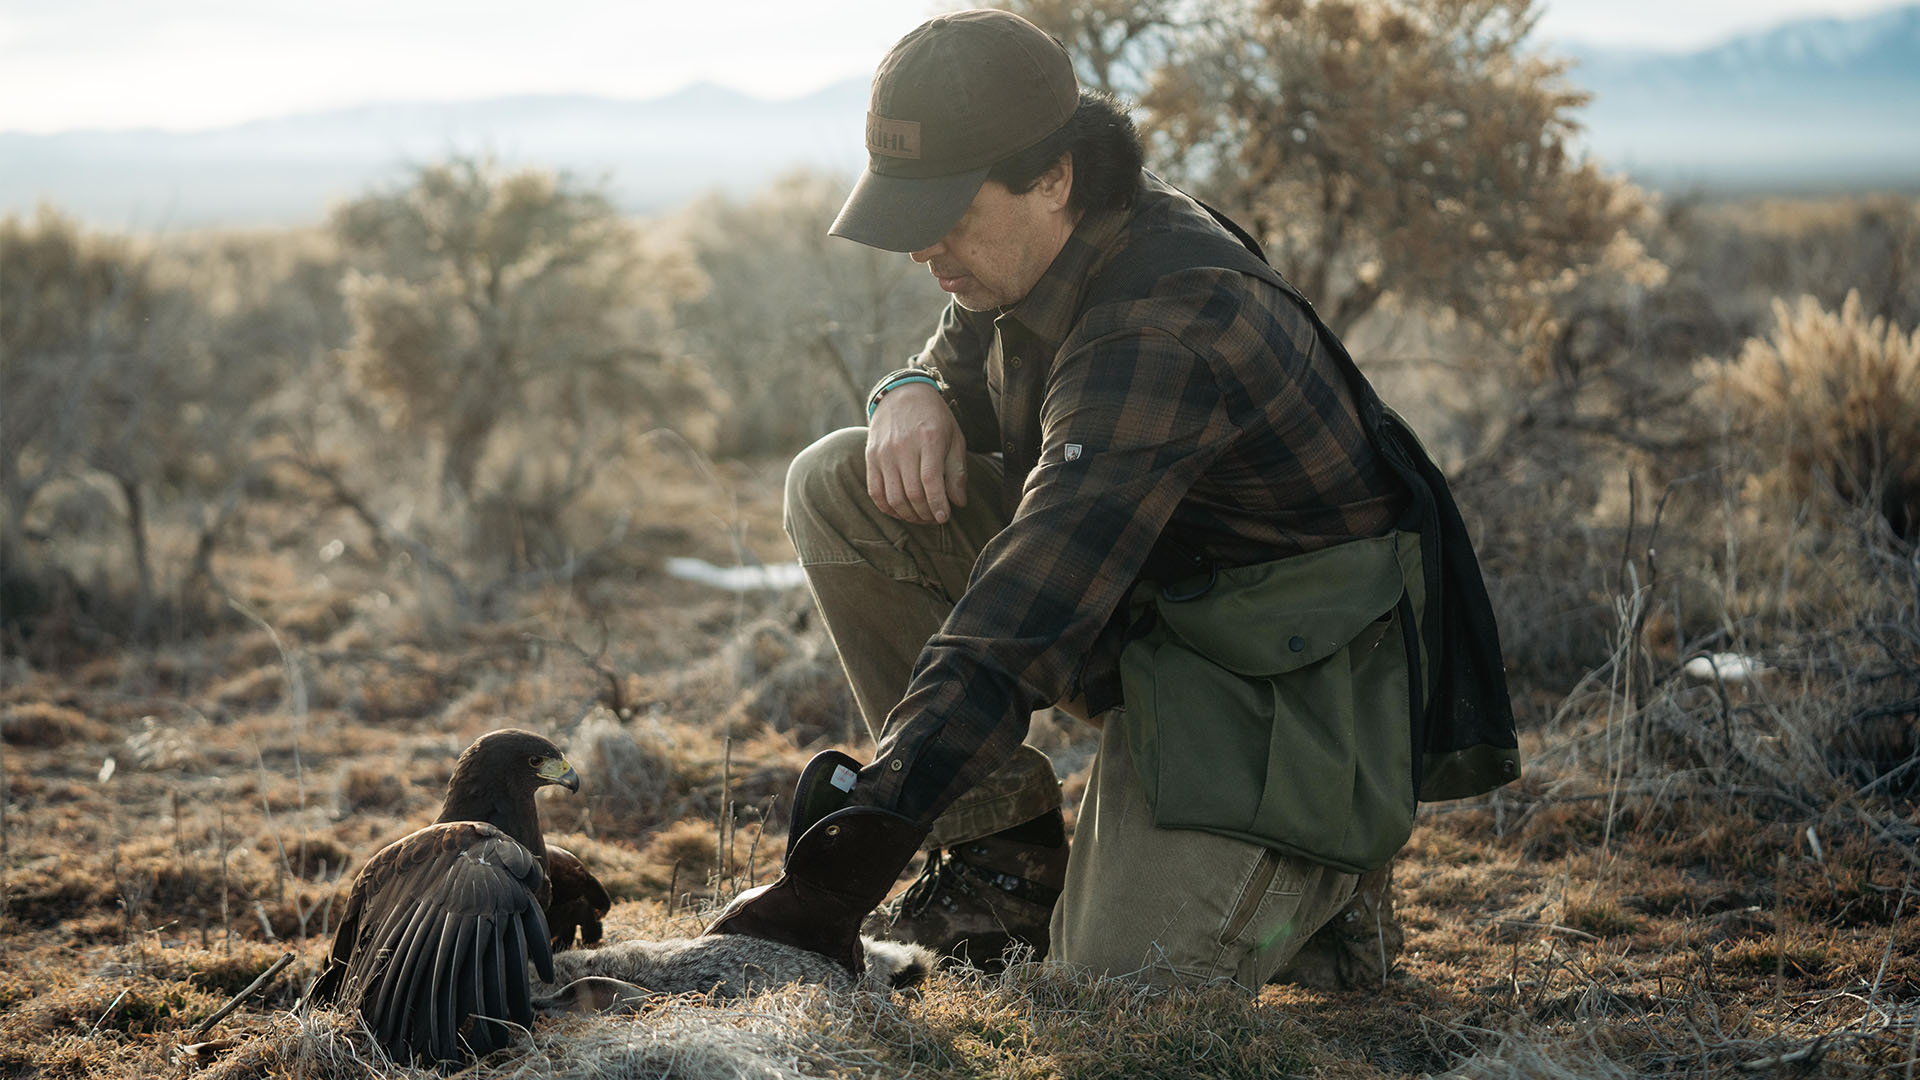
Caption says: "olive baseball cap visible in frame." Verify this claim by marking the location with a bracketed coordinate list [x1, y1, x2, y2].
[829, 9, 1079, 253]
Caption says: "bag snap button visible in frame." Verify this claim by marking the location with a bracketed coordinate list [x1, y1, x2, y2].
[1288, 635, 1307, 652]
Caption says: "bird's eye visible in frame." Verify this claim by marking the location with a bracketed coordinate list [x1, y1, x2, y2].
[529, 756, 543, 769]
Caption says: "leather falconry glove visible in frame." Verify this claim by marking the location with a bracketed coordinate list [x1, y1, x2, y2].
[704, 750, 927, 974]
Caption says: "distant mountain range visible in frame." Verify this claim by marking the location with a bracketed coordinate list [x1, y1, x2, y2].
[1565, 3, 1920, 189]
[0, 80, 873, 229]
[4, 4, 1915, 228]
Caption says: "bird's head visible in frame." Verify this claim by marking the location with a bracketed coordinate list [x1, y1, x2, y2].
[453, 728, 580, 796]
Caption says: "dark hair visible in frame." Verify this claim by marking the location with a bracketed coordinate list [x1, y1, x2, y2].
[986, 90, 1143, 216]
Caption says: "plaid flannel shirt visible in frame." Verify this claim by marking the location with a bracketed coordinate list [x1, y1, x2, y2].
[857, 172, 1405, 825]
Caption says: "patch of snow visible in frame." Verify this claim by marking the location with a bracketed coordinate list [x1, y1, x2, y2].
[664, 556, 807, 592]
[1683, 652, 1770, 683]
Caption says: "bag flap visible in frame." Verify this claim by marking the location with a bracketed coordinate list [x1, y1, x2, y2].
[1151, 532, 1410, 677]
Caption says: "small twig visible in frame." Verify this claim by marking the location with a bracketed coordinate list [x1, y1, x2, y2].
[189, 951, 295, 1040]
[745, 795, 777, 888]
[1864, 869, 1913, 1031]
[1489, 914, 1597, 941]
[226, 597, 307, 720]
[1737, 1037, 1827, 1072]
[219, 805, 231, 954]
[1850, 805, 1920, 872]
[91, 987, 134, 1033]
[719, 734, 734, 890]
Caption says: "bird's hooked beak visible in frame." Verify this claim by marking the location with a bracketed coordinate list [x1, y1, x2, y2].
[539, 756, 581, 793]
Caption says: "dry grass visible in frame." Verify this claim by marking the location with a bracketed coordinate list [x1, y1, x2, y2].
[1698, 289, 1920, 540]
[5, 193, 1920, 1076]
[4, 479, 1911, 1080]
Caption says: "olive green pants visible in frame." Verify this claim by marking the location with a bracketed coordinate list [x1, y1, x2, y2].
[785, 427, 1361, 988]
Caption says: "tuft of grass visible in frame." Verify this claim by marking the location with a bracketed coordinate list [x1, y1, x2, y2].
[1, 702, 112, 747]
[127, 942, 299, 997]
[4, 975, 221, 1039]
[1712, 936, 1833, 981]
[206, 665, 287, 713]
[893, 963, 1315, 1079]
[1697, 289, 1920, 538]
[335, 761, 411, 815]
[1562, 898, 1641, 939]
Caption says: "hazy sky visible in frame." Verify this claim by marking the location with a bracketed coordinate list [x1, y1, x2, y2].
[0, 0, 1903, 133]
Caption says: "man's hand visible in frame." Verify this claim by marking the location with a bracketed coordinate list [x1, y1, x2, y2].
[866, 382, 968, 525]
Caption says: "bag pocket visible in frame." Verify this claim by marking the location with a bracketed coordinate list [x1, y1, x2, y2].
[1120, 532, 1420, 872]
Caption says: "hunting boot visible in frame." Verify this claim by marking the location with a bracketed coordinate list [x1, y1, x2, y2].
[865, 809, 1069, 970]
[1268, 861, 1403, 989]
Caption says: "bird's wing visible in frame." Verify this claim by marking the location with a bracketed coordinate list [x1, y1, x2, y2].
[544, 844, 612, 949]
[334, 822, 554, 1064]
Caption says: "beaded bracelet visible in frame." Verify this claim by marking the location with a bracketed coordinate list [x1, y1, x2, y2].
[866, 373, 945, 420]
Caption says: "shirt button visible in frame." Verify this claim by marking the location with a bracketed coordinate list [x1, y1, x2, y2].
[889, 759, 903, 772]
[1009, 356, 1022, 368]
[1288, 635, 1307, 652]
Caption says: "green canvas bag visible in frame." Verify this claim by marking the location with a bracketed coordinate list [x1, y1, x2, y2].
[1118, 530, 1426, 873]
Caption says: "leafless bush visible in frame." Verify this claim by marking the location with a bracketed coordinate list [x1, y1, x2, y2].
[0, 211, 320, 650]
[333, 157, 719, 549]
[674, 169, 947, 455]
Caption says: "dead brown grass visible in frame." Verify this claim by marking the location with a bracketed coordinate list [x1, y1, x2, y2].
[3, 360, 1917, 1080]
[1699, 289, 1920, 539]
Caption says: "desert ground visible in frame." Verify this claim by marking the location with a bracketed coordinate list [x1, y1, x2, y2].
[3, 418, 1917, 1078]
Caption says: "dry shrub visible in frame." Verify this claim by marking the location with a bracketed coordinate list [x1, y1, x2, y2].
[570, 707, 674, 828]
[1561, 897, 1641, 940]
[1697, 289, 1920, 539]
[718, 633, 858, 747]
[207, 664, 286, 713]
[355, 662, 443, 722]
[220, 629, 289, 674]
[1, 701, 111, 747]
[3, 849, 116, 926]
[639, 612, 860, 749]
[105, 942, 293, 996]
[642, 817, 724, 882]
[335, 761, 410, 815]
[254, 830, 354, 880]
[274, 595, 354, 640]
[106, 829, 303, 930]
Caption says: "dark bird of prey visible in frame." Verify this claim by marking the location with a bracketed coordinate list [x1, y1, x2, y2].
[544, 844, 611, 950]
[306, 729, 585, 1065]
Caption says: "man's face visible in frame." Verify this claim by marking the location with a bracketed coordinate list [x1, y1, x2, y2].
[909, 161, 1076, 311]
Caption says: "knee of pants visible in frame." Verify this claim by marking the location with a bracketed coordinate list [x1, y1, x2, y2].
[784, 427, 870, 546]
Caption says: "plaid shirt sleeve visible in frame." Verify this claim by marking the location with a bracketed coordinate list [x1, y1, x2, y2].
[856, 309, 1245, 822]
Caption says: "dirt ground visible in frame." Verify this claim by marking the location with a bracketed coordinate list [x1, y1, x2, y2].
[2, 457, 1916, 1079]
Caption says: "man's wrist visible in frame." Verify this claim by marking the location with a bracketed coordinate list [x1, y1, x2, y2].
[866, 374, 943, 420]
[866, 364, 951, 421]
